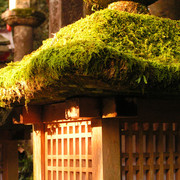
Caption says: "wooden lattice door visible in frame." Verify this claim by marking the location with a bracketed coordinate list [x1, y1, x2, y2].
[120, 121, 180, 180]
[45, 121, 92, 180]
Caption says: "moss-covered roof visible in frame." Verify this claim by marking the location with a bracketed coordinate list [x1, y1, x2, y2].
[0, 9, 179, 107]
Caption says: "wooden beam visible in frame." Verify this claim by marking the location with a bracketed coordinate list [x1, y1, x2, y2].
[43, 98, 100, 123]
[13, 106, 42, 124]
[66, 97, 100, 119]
[102, 97, 117, 118]
[43, 102, 66, 122]
[138, 98, 180, 122]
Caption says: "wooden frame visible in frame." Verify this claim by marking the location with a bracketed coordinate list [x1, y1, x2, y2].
[18, 97, 180, 180]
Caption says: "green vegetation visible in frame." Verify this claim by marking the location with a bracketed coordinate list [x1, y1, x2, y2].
[11, 8, 45, 19]
[0, 9, 179, 106]
[0, 0, 8, 27]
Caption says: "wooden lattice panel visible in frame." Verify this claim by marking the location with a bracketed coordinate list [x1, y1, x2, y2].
[120, 122, 180, 180]
[45, 121, 92, 180]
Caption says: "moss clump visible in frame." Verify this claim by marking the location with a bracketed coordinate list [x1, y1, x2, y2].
[0, 9, 179, 106]
[84, 0, 157, 10]
[12, 8, 45, 20]
[12, 8, 35, 17]
[108, 1, 150, 14]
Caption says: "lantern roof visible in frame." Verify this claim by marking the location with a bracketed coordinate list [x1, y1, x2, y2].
[0, 9, 179, 107]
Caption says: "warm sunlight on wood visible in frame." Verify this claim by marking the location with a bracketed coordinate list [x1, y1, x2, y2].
[66, 106, 80, 119]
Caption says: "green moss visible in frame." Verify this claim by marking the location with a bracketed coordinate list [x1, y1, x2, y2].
[108, 1, 150, 14]
[0, 9, 179, 106]
[0, 0, 8, 27]
[11, 8, 45, 20]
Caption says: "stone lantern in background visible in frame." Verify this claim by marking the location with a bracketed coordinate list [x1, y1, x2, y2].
[149, 0, 180, 20]
[0, 35, 11, 66]
[84, 0, 180, 19]
[2, 0, 45, 62]
[84, 0, 157, 14]
[9, 0, 31, 10]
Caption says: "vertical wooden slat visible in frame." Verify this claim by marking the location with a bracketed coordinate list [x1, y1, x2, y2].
[147, 123, 154, 180]
[86, 123, 88, 180]
[62, 125, 64, 180]
[56, 127, 58, 180]
[50, 137, 52, 179]
[45, 128, 48, 180]
[79, 124, 82, 180]
[73, 124, 76, 180]
[136, 122, 144, 180]
[67, 126, 70, 180]
[125, 123, 133, 180]
[157, 123, 164, 180]
[167, 123, 174, 180]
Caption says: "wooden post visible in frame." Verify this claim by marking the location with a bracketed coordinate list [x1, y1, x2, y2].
[33, 123, 45, 180]
[92, 118, 121, 180]
[92, 119, 103, 180]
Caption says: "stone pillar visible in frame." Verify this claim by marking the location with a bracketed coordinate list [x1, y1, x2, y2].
[14, 26, 33, 62]
[49, 0, 84, 37]
[2, 0, 45, 61]
[149, 0, 180, 20]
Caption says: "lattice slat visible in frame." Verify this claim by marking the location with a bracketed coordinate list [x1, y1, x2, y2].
[156, 123, 164, 180]
[125, 123, 133, 180]
[136, 123, 144, 179]
[146, 123, 154, 180]
[167, 123, 174, 180]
